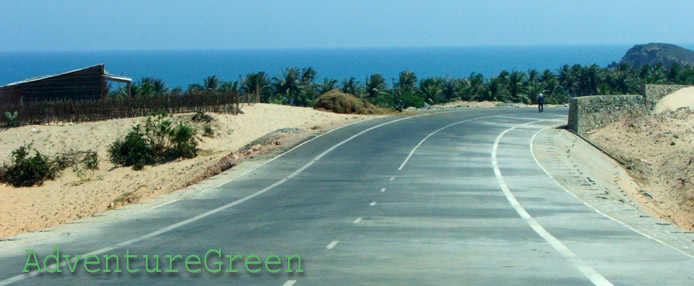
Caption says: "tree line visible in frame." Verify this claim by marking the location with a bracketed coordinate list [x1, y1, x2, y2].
[112, 62, 694, 109]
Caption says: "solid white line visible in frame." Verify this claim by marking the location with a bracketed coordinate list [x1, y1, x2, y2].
[530, 127, 694, 259]
[326, 240, 340, 250]
[492, 120, 613, 286]
[353, 217, 362, 224]
[398, 115, 500, 171]
[369, 201, 377, 206]
[0, 115, 419, 286]
[380, 188, 386, 192]
[148, 198, 180, 210]
[283, 280, 297, 286]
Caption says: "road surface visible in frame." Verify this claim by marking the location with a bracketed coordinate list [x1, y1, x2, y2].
[1, 108, 692, 285]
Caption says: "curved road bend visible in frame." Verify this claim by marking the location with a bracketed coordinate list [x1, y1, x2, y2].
[1, 108, 693, 285]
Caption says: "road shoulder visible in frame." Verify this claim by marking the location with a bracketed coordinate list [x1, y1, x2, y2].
[532, 127, 694, 257]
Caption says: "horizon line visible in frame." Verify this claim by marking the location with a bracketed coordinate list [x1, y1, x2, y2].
[3, 42, 693, 53]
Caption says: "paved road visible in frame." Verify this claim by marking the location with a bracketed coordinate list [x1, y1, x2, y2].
[1, 108, 693, 285]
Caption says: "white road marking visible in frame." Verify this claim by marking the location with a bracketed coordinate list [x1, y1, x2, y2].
[370, 201, 377, 206]
[148, 198, 180, 210]
[389, 176, 394, 181]
[530, 126, 694, 259]
[493, 120, 613, 286]
[398, 115, 500, 171]
[380, 188, 386, 192]
[0, 115, 419, 286]
[283, 280, 297, 286]
[326, 240, 340, 250]
[353, 217, 362, 224]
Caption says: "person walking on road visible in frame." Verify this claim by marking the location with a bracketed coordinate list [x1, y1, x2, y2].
[537, 92, 544, 113]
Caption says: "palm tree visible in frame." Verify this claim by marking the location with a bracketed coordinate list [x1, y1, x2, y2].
[527, 69, 539, 102]
[203, 76, 220, 92]
[364, 74, 386, 99]
[508, 71, 528, 103]
[300, 67, 317, 85]
[419, 78, 443, 104]
[273, 68, 302, 105]
[340, 77, 360, 96]
[557, 65, 574, 96]
[218, 81, 239, 93]
[396, 71, 418, 92]
[487, 76, 509, 102]
[441, 78, 459, 102]
[465, 73, 487, 101]
[241, 72, 271, 102]
[318, 78, 338, 95]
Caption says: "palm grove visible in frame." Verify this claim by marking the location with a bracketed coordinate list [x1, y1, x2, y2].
[114, 62, 694, 109]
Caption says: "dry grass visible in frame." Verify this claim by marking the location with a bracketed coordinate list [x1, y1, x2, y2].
[313, 89, 384, 115]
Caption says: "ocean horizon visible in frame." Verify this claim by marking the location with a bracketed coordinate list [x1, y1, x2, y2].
[0, 44, 685, 89]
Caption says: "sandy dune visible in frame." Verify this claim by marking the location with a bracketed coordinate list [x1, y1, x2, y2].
[0, 104, 371, 238]
[654, 87, 694, 114]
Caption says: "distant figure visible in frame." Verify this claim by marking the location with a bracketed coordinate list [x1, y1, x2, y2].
[537, 93, 545, 113]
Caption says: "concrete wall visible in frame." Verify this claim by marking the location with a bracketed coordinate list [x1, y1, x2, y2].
[567, 95, 648, 135]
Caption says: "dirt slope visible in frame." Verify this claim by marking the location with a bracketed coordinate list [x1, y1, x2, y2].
[588, 108, 694, 230]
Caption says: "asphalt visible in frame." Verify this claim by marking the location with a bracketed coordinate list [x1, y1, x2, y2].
[0, 108, 693, 285]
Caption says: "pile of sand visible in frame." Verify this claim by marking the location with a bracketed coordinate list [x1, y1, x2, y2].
[0, 104, 372, 238]
[653, 87, 694, 114]
[587, 108, 694, 230]
[314, 89, 383, 114]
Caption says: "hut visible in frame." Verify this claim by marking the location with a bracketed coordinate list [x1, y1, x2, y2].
[0, 64, 131, 104]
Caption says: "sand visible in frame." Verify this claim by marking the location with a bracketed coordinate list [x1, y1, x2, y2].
[653, 87, 694, 114]
[588, 108, 694, 231]
[0, 104, 372, 238]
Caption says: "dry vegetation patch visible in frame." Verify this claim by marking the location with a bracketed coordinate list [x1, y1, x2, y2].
[313, 89, 384, 114]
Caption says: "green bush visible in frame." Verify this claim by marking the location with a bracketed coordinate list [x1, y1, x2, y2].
[166, 123, 197, 160]
[108, 115, 198, 170]
[4, 111, 19, 127]
[109, 126, 155, 170]
[401, 93, 425, 108]
[0, 144, 59, 187]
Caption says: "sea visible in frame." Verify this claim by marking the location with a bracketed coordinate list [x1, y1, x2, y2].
[0, 45, 664, 89]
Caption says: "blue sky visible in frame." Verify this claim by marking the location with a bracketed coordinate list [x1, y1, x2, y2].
[1, 0, 693, 51]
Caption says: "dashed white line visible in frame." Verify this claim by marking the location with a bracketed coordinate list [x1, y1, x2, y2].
[398, 114, 501, 171]
[389, 176, 395, 181]
[283, 280, 297, 286]
[492, 120, 613, 286]
[380, 188, 386, 192]
[326, 240, 340, 250]
[369, 201, 377, 206]
[353, 217, 363, 224]
[0, 116, 420, 286]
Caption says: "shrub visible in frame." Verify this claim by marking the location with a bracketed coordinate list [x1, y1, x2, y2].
[4, 111, 19, 127]
[0, 144, 59, 187]
[192, 111, 213, 123]
[401, 92, 425, 108]
[82, 151, 99, 170]
[109, 126, 155, 170]
[108, 115, 198, 170]
[203, 124, 214, 137]
[166, 123, 197, 160]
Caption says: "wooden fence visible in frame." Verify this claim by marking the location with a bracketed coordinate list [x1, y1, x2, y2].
[0, 91, 241, 126]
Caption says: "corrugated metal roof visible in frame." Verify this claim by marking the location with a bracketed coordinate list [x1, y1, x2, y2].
[1, 64, 132, 87]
